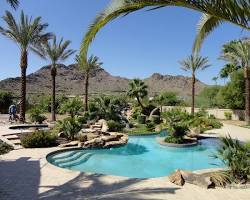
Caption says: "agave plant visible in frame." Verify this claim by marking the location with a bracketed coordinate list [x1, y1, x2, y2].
[79, 0, 250, 66]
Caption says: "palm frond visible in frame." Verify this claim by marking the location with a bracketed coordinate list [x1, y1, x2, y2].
[6, 0, 19, 9]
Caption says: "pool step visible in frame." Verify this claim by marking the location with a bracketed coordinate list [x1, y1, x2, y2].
[53, 150, 81, 160]
[59, 153, 93, 168]
[54, 151, 88, 165]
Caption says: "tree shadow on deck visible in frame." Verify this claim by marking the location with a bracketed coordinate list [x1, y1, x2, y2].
[0, 157, 40, 200]
[39, 173, 181, 200]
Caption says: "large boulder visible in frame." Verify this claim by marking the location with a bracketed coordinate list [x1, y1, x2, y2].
[187, 127, 201, 138]
[59, 141, 80, 148]
[98, 119, 108, 132]
[169, 170, 185, 186]
[84, 138, 105, 148]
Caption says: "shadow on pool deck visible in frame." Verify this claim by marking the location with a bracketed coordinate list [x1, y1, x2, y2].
[39, 173, 180, 200]
[0, 157, 40, 200]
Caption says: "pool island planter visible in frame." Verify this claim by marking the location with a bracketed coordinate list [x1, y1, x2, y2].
[156, 137, 198, 147]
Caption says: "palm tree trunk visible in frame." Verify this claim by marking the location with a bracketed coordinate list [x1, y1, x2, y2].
[244, 66, 250, 124]
[19, 49, 27, 123]
[191, 74, 196, 115]
[136, 96, 144, 109]
[51, 65, 57, 122]
[84, 70, 89, 111]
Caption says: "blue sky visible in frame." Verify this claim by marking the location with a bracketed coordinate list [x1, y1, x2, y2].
[0, 0, 249, 85]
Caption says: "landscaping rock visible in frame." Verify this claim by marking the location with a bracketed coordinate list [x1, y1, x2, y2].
[187, 127, 201, 138]
[98, 119, 108, 132]
[84, 138, 105, 148]
[180, 170, 215, 189]
[59, 141, 79, 148]
[169, 170, 185, 186]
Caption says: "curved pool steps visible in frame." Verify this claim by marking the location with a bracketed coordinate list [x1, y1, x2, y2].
[54, 151, 88, 165]
[59, 153, 93, 168]
[52, 150, 81, 160]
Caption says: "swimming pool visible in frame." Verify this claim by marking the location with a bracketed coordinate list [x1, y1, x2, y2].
[47, 135, 223, 178]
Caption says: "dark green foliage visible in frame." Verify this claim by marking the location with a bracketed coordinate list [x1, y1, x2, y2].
[0, 91, 13, 113]
[146, 121, 155, 132]
[151, 115, 161, 124]
[21, 131, 57, 148]
[0, 140, 14, 154]
[57, 117, 82, 140]
[214, 136, 250, 181]
[88, 95, 128, 122]
[28, 108, 47, 124]
[59, 97, 83, 118]
[107, 120, 125, 132]
[224, 112, 232, 120]
[164, 135, 184, 144]
[137, 115, 146, 124]
[217, 70, 245, 109]
[131, 106, 142, 120]
[196, 86, 221, 108]
[154, 92, 184, 107]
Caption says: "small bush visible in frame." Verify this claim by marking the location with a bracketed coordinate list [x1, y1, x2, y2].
[28, 108, 47, 124]
[151, 115, 161, 124]
[0, 140, 14, 154]
[107, 120, 124, 132]
[137, 115, 146, 124]
[21, 131, 57, 148]
[146, 121, 155, 132]
[57, 117, 82, 140]
[164, 135, 184, 144]
[224, 112, 232, 120]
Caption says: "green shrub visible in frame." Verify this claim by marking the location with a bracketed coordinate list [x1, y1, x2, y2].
[224, 112, 232, 120]
[107, 120, 124, 132]
[164, 135, 184, 144]
[59, 97, 83, 118]
[28, 108, 47, 124]
[57, 117, 82, 140]
[0, 91, 13, 113]
[214, 136, 250, 182]
[137, 115, 146, 124]
[131, 106, 142, 120]
[146, 121, 155, 132]
[151, 115, 161, 124]
[21, 131, 57, 148]
[0, 140, 14, 154]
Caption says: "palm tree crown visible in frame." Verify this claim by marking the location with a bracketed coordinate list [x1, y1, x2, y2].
[40, 36, 76, 65]
[6, 0, 19, 9]
[80, 0, 250, 66]
[0, 10, 52, 52]
[180, 54, 211, 74]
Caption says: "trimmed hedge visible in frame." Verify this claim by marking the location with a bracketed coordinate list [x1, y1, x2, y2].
[21, 131, 57, 148]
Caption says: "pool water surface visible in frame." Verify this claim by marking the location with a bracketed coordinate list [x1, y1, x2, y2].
[47, 135, 223, 178]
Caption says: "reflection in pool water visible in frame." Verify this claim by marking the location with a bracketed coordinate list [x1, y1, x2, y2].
[47, 135, 223, 178]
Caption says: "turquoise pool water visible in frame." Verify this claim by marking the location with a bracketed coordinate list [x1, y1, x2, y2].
[47, 135, 223, 178]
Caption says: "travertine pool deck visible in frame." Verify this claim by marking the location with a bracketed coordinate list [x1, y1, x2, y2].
[1, 123, 250, 200]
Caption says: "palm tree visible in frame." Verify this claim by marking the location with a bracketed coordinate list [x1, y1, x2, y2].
[127, 79, 148, 109]
[6, 0, 19, 9]
[39, 36, 76, 121]
[79, 0, 249, 67]
[76, 55, 103, 111]
[0, 11, 52, 122]
[180, 54, 211, 114]
[220, 40, 250, 124]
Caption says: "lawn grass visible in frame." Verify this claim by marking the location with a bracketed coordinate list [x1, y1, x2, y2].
[124, 124, 159, 135]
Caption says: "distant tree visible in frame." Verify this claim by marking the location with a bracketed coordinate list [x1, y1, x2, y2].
[196, 86, 221, 108]
[212, 76, 218, 85]
[180, 54, 211, 114]
[216, 70, 245, 110]
[220, 40, 250, 123]
[39, 36, 75, 121]
[127, 79, 148, 109]
[0, 91, 13, 113]
[76, 55, 103, 111]
[0, 11, 52, 122]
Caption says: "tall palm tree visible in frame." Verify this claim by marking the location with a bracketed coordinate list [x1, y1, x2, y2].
[79, 0, 249, 67]
[6, 0, 19, 9]
[220, 40, 250, 124]
[76, 55, 103, 111]
[39, 36, 76, 121]
[0, 11, 52, 122]
[180, 54, 211, 114]
[127, 79, 148, 109]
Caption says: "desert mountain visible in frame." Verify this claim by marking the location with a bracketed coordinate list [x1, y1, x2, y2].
[0, 64, 206, 97]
